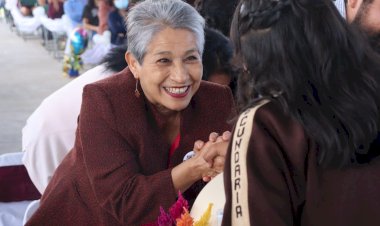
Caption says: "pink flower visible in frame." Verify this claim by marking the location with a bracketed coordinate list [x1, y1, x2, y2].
[157, 206, 174, 226]
[169, 192, 189, 220]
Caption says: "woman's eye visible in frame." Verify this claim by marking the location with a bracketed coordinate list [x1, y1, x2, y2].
[185, 55, 198, 62]
[157, 58, 171, 64]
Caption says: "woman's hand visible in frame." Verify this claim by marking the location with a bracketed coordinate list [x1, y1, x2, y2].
[193, 131, 231, 182]
[170, 131, 231, 192]
[171, 148, 212, 192]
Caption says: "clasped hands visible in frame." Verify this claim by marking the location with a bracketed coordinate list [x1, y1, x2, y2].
[171, 131, 231, 192]
[192, 131, 231, 182]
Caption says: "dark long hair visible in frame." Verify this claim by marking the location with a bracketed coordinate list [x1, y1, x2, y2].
[231, 0, 380, 168]
[194, 0, 239, 36]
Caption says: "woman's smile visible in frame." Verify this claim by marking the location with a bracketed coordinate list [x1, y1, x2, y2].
[163, 86, 191, 98]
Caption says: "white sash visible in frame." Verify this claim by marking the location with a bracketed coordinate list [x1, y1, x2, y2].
[231, 99, 270, 226]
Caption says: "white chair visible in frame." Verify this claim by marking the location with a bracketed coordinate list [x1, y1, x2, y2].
[40, 16, 67, 59]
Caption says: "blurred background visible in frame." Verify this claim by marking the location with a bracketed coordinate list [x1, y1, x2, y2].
[0, 19, 70, 155]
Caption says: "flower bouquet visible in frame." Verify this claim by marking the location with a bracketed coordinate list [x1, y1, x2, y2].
[147, 192, 213, 226]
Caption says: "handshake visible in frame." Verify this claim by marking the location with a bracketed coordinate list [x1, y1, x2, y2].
[191, 131, 232, 182]
[171, 131, 232, 192]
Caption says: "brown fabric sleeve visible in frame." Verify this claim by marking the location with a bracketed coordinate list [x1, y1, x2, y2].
[78, 84, 177, 224]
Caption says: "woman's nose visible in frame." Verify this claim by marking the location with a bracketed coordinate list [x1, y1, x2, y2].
[170, 62, 189, 83]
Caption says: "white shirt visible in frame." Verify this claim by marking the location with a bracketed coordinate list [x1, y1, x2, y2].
[22, 64, 114, 194]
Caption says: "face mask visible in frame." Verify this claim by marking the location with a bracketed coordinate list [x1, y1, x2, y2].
[114, 0, 129, 9]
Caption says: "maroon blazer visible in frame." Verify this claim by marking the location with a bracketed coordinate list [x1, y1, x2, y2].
[223, 101, 380, 226]
[26, 68, 236, 226]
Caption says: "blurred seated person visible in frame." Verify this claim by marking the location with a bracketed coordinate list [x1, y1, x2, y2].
[82, 0, 112, 35]
[25, 0, 235, 225]
[19, 0, 37, 16]
[81, 0, 99, 34]
[107, 0, 130, 46]
[80, 0, 113, 64]
[38, 0, 64, 42]
[46, 0, 63, 19]
[97, 0, 113, 34]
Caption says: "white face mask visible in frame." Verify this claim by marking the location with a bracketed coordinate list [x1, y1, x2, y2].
[114, 0, 129, 9]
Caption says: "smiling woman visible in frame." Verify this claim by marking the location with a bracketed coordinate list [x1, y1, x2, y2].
[126, 27, 203, 114]
[25, 0, 236, 225]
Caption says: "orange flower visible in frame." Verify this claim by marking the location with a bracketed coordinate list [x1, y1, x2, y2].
[176, 207, 194, 226]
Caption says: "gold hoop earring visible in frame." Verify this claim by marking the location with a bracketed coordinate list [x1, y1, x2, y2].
[135, 79, 140, 98]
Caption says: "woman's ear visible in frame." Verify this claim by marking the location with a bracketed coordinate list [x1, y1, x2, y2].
[125, 52, 140, 79]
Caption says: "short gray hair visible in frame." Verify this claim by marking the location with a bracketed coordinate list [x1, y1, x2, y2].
[126, 0, 205, 64]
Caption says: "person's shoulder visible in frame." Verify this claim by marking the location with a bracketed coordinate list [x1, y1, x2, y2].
[254, 101, 301, 135]
[252, 101, 309, 158]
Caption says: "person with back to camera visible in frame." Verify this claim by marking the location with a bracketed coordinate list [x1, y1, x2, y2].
[25, 0, 236, 225]
[207, 0, 380, 225]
